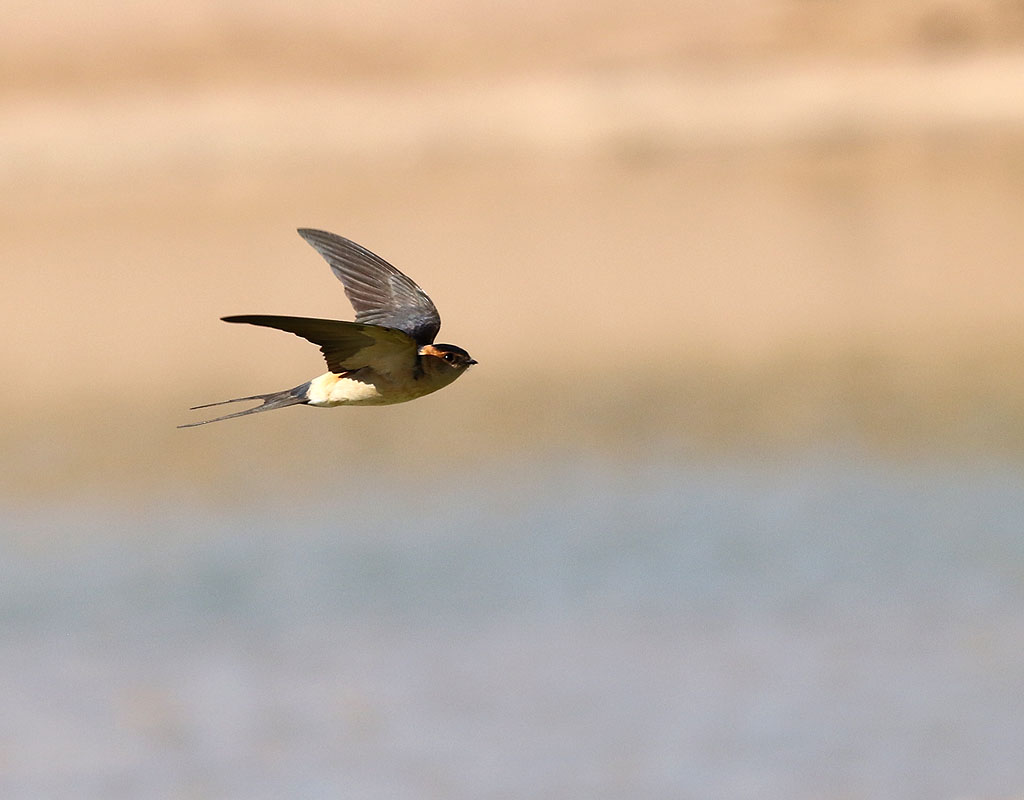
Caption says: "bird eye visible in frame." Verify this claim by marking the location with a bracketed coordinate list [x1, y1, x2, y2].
[443, 352, 456, 363]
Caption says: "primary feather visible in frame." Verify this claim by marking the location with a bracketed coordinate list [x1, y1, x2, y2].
[297, 228, 442, 346]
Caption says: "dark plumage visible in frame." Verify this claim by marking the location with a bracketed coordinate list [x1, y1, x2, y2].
[180, 229, 475, 427]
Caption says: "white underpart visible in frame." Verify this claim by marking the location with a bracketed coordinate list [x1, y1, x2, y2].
[305, 372, 390, 406]
[304, 369, 459, 407]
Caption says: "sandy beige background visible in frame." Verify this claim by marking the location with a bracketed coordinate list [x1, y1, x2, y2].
[3, 0, 1024, 498]
[4, 7, 1024, 799]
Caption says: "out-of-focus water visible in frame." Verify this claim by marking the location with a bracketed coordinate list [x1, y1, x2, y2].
[1, 453, 1023, 799]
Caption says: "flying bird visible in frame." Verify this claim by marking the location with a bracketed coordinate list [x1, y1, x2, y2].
[180, 229, 476, 427]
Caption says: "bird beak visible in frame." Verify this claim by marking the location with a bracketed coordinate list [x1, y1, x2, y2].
[468, 359, 478, 366]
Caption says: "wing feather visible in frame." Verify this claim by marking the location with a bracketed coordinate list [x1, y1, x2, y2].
[296, 229, 441, 346]
[222, 315, 418, 376]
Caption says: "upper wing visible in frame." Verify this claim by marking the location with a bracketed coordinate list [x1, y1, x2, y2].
[222, 315, 419, 376]
[297, 228, 441, 346]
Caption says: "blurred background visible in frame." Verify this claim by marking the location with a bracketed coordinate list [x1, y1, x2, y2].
[3, 0, 1024, 797]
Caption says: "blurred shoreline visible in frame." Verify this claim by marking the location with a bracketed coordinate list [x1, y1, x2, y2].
[5, 343, 1024, 504]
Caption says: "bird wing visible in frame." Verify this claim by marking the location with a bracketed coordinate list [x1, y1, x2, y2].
[297, 228, 441, 346]
[222, 315, 419, 376]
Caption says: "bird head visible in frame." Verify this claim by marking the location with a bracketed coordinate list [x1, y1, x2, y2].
[419, 343, 478, 376]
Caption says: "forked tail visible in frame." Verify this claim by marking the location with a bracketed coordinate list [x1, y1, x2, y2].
[178, 382, 310, 427]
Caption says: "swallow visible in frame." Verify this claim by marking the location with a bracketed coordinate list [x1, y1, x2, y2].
[179, 229, 476, 427]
